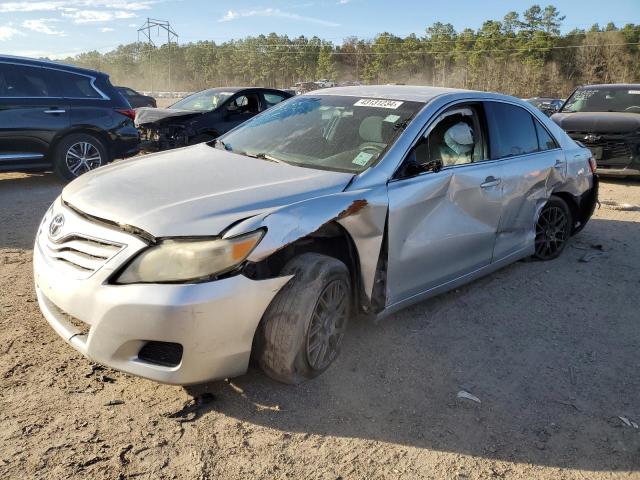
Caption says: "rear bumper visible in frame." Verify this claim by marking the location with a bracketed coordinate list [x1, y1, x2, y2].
[110, 124, 140, 159]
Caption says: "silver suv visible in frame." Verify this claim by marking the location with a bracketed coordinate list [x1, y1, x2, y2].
[34, 86, 598, 385]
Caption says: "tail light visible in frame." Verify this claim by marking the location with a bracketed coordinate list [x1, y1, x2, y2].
[116, 108, 136, 121]
[588, 157, 597, 174]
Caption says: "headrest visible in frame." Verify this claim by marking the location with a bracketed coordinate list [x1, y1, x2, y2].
[359, 116, 384, 143]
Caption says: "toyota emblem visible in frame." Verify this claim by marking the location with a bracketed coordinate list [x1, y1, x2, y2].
[584, 133, 601, 143]
[49, 214, 65, 237]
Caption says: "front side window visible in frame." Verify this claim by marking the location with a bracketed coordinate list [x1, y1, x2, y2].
[217, 95, 424, 173]
[484, 102, 539, 159]
[170, 89, 233, 112]
[561, 87, 640, 114]
[228, 93, 261, 113]
[0, 63, 58, 97]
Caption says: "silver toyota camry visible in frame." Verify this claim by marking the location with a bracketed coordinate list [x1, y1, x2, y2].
[34, 86, 598, 385]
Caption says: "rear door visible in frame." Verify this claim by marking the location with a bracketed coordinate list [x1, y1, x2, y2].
[386, 103, 503, 305]
[0, 62, 69, 168]
[484, 101, 565, 260]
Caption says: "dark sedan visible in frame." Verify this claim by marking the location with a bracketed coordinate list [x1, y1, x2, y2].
[135, 87, 292, 152]
[0, 55, 139, 180]
[116, 86, 157, 108]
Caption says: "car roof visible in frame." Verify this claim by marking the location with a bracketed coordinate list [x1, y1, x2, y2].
[306, 85, 474, 102]
[196, 87, 289, 94]
[0, 54, 106, 77]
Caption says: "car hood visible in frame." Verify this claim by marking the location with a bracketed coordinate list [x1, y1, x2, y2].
[134, 107, 203, 127]
[62, 144, 354, 237]
[551, 112, 640, 134]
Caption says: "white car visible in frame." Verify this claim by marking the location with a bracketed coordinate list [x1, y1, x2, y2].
[34, 86, 598, 385]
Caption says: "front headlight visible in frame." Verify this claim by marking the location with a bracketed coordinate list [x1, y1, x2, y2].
[115, 230, 264, 284]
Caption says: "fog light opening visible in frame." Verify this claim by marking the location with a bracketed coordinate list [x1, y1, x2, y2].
[138, 341, 183, 367]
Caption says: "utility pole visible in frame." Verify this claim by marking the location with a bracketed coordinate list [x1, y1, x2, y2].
[137, 18, 179, 93]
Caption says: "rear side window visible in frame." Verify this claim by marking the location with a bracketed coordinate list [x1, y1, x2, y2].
[0, 63, 59, 97]
[534, 119, 559, 151]
[56, 71, 102, 98]
[484, 102, 539, 159]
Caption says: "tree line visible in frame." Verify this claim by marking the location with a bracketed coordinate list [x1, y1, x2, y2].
[59, 4, 640, 98]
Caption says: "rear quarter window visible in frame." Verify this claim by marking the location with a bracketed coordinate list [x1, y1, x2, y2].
[484, 101, 539, 159]
[56, 71, 102, 99]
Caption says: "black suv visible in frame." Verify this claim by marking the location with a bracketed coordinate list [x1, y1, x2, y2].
[0, 55, 139, 180]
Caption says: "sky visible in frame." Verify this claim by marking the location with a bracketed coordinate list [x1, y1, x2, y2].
[0, 0, 638, 59]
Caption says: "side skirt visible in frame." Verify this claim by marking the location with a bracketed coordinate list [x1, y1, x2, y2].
[376, 246, 532, 320]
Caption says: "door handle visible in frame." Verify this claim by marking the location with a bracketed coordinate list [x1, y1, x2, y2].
[554, 160, 565, 169]
[481, 177, 501, 188]
[44, 109, 66, 114]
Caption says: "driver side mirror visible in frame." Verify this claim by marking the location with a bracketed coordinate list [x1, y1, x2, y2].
[397, 146, 443, 179]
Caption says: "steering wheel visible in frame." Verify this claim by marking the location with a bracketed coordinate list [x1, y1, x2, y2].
[624, 106, 640, 113]
[359, 143, 385, 157]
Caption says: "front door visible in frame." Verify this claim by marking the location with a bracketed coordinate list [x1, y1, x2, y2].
[386, 103, 503, 305]
[222, 92, 262, 133]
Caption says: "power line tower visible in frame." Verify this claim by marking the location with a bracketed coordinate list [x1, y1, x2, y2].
[137, 18, 179, 93]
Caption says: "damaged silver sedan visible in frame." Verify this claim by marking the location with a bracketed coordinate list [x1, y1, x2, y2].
[34, 86, 598, 385]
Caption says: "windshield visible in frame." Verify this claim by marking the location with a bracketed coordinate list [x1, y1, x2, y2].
[217, 95, 424, 173]
[561, 87, 640, 113]
[170, 90, 233, 112]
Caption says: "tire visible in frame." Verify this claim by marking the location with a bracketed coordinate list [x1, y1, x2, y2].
[255, 253, 351, 384]
[53, 133, 108, 181]
[533, 196, 573, 261]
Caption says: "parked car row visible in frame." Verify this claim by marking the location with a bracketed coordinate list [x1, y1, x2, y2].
[1, 54, 639, 181]
[0, 55, 293, 179]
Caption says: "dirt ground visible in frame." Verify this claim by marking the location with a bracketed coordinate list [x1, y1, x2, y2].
[0, 171, 639, 480]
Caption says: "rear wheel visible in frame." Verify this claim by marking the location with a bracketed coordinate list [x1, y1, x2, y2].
[255, 253, 351, 384]
[53, 133, 108, 181]
[534, 196, 572, 260]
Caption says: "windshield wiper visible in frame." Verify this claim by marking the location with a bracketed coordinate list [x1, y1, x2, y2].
[243, 152, 285, 164]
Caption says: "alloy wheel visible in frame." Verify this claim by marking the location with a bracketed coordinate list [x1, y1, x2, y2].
[65, 142, 102, 177]
[535, 206, 569, 259]
[305, 279, 349, 371]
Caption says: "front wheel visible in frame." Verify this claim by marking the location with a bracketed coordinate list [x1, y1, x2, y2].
[255, 253, 351, 384]
[53, 133, 108, 181]
[533, 196, 572, 260]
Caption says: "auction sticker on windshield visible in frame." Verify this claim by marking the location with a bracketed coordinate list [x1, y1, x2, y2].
[354, 99, 404, 109]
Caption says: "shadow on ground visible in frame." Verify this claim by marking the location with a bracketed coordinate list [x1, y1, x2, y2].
[0, 172, 62, 249]
[186, 217, 640, 472]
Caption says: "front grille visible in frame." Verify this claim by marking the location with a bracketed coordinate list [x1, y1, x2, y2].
[138, 341, 183, 367]
[569, 132, 634, 165]
[42, 232, 124, 277]
[582, 139, 632, 159]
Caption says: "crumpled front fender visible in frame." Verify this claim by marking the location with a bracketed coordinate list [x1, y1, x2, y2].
[223, 186, 389, 299]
